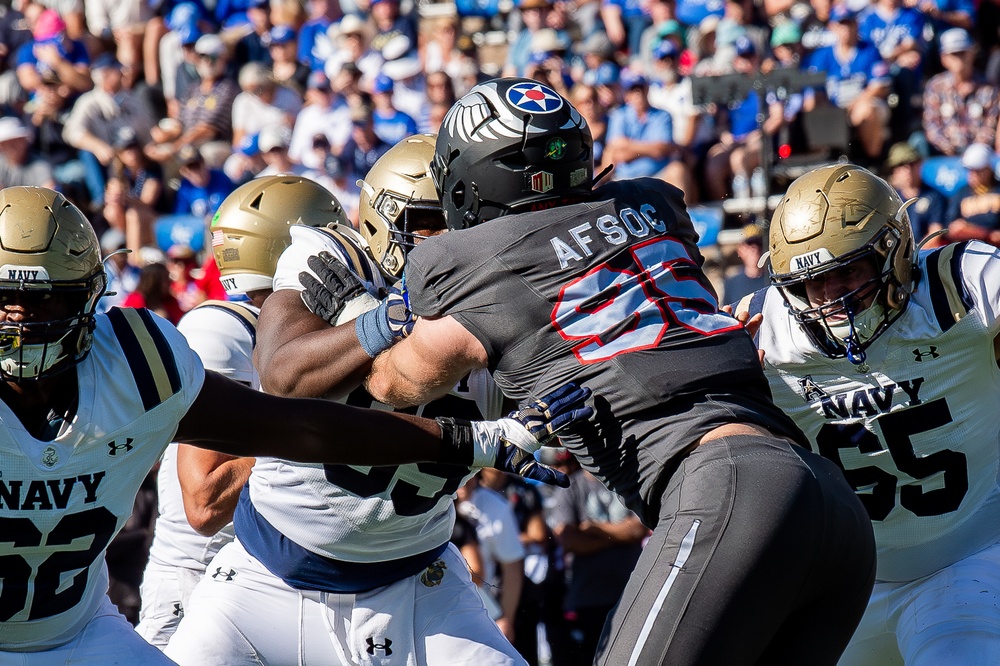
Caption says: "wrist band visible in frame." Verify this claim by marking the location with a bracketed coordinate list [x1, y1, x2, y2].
[435, 416, 475, 466]
[355, 299, 393, 358]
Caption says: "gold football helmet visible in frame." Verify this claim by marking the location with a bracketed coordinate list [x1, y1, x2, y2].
[769, 164, 915, 364]
[0, 187, 107, 381]
[357, 134, 444, 278]
[211, 175, 349, 296]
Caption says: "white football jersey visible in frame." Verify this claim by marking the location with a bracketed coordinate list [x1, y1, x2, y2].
[244, 224, 504, 567]
[0, 307, 203, 651]
[755, 241, 1000, 582]
[147, 302, 259, 573]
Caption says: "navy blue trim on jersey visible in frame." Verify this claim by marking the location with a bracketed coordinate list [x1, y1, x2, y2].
[924, 247, 955, 332]
[106, 307, 182, 410]
[198, 302, 258, 348]
[233, 486, 448, 593]
[948, 241, 975, 314]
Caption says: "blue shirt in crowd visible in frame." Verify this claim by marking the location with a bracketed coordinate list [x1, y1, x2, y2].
[174, 169, 236, 218]
[806, 42, 890, 107]
[606, 104, 673, 179]
[373, 109, 419, 146]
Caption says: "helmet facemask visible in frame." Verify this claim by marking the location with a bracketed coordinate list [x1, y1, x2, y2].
[771, 224, 907, 365]
[365, 189, 445, 276]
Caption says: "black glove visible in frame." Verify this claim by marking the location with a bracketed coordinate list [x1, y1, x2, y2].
[299, 251, 366, 326]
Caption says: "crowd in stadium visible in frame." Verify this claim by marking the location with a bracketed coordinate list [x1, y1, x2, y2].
[3, 0, 1000, 664]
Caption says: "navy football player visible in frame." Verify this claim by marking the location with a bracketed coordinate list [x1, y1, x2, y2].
[298, 79, 877, 665]
[0, 186, 589, 663]
[168, 136, 533, 665]
[735, 164, 1000, 665]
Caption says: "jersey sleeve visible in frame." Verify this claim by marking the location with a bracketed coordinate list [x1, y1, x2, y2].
[177, 305, 256, 385]
[145, 309, 207, 413]
[273, 225, 387, 295]
[955, 240, 1000, 333]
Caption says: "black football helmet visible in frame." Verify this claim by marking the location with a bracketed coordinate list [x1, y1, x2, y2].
[432, 77, 593, 229]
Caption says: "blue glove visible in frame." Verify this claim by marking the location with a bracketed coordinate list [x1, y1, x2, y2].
[355, 283, 415, 357]
[299, 252, 366, 326]
[436, 382, 593, 487]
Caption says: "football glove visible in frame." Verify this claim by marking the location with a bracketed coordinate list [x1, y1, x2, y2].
[354, 282, 415, 358]
[437, 382, 593, 487]
[299, 252, 367, 326]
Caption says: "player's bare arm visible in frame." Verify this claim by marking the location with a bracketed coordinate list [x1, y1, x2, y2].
[255, 289, 373, 399]
[176, 444, 255, 536]
[366, 314, 488, 407]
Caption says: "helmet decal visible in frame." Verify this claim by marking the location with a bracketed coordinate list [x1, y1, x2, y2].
[506, 81, 564, 114]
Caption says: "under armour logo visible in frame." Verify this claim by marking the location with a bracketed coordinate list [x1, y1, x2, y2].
[212, 567, 237, 581]
[366, 637, 392, 655]
[912, 347, 940, 362]
[797, 375, 827, 401]
[172, 603, 183, 617]
[107, 438, 134, 456]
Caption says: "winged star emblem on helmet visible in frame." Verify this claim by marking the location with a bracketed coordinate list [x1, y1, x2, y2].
[506, 82, 564, 113]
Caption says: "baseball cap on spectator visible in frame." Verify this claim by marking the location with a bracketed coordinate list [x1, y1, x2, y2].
[372, 73, 394, 94]
[939, 28, 974, 55]
[583, 61, 619, 87]
[270, 25, 296, 45]
[770, 21, 801, 48]
[734, 35, 756, 58]
[33, 9, 66, 41]
[654, 40, 680, 60]
[621, 70, 649, 90]
[307, 70, 329, 90]
[167, 2, 202, 31]
[334, 14, 368, 45]
[178, 24, 202, 46]
[177, 144, 203, 167]
[92, 53, 123, 72]
[575, 31, 615, 59]
[829, 5, 859, 23]
[962, 143, 994, 170]
[657, 20, 684, 42]
[0, 117, 33, 143]
[258, 125, 291, 153]
[237, 133, 260, 156]
[112, 127, 139, 150]
[884, 142, 922, 170]
[195, 34, 226, 58]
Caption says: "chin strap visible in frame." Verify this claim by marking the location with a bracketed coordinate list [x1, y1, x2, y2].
[842, 302, 867, 366]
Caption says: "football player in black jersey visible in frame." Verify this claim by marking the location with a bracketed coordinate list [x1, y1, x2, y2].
[298, 78, 877, 665]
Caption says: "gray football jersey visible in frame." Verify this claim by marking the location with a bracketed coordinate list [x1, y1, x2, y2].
[407, 179, 805, 526]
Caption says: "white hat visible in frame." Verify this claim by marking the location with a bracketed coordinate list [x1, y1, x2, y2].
[381, 56, 422, 81]
[258, 125, 291, 153]
[0, 117, 33, 143]
[962, 143, 994, 170]
[194, 34, 226, 57]
[940, 28, 974, 55]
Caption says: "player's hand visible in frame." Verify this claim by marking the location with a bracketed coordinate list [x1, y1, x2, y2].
[354, 281, 415, 357]
[299, 251, 366, 326]
[439, 383, 593, 487]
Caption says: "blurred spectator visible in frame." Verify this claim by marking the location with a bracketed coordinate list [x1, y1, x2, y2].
[234, 0, 275, 70]
[606, 71, 692, 199]
[324, 14, 381, 81]
[421, 13, 464, 82]
[721, 222, 769, 303]
[637, 0, 677, 70]
[270, 0, 307, 30]
[298, 0, 335, 72]
[572, 30, 615, 85]
[569, 84, 608, 167]
[505, 0, 562, 77]
[920, 0, 974, 32]
[289, 70, 352, 166]
[301, 133, 359, 216]
[0, 115, 56, 189]
[160, 4, 205, 118]
[269, 25, 310, 92]
[15, 8, 91, 98]
[98, 228, 140, 312]
[122, 261, 185, 324]
[369, 0, 417, 62]
[223, 132, 266, 183]
[805, 5, 891, 161]
[457, 473, 525, 645]
[174, 144, 237, 218]
[690, 15, 727, 76]
[923, 28, 999, 157]
[84, 0, 154, 77]
[370, 73, 417, 145]
[858, 0, 926, 141]
[63, 54, 156, 207]
[945, 143, 1000, 246]
[547, 453, 645, 665]
[104, 127, 165, 260]
[883, 141, 946, 246]
[257, 125, 306, 175]
[715, 0, 768, 62]
[0, 3, 32, 104]
[525, 29, 572, 98]
[582, 60, 620, 112]
[232, 61, 302, 148]
[338, 98, 391, 182]
[600, 0, 649, 56]
[417, 70, 457, 134]
[148, 34, 240, 163]
[166, 244, 207, 313]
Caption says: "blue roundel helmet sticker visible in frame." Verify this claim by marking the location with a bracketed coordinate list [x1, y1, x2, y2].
[506, 82, 564, 114]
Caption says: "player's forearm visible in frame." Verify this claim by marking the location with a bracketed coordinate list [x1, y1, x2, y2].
[366, 342, 457, 408]
[499, 560, 524, 623]
[179, 455, 255, 536]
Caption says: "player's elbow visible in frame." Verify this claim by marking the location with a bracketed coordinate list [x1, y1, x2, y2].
[184, 504, 233, 537]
